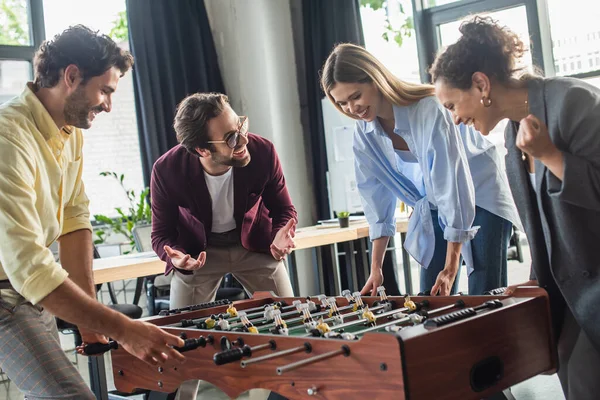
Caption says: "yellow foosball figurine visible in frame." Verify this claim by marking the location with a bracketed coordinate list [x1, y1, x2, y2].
[315, 317, 331, 335]
[238, 311, 258, 334]
[404, 295, 417, 312]
[227, 304, 238, 318]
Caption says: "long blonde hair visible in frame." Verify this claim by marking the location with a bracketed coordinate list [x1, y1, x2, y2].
[321, 43, 434, 119]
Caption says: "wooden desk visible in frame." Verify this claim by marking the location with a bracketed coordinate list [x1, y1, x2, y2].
[93, 251, 164, 284]
[92, 219, 412, 295]
[289, 219, 410, 296]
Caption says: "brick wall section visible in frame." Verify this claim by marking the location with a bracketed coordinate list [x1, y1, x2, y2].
[82, 67, 146, 218]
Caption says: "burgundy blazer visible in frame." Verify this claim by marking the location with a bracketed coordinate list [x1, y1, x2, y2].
[150, 133, 297, 274]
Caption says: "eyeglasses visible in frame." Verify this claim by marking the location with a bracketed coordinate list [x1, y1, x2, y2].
[207, 116, 249, 149]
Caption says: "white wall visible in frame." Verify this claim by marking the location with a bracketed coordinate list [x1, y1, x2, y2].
[204, 0, 318, 296]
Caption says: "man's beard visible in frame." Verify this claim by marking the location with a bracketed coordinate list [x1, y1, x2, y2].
[63, 86, 103, 129]
[210, 150, 251, 168]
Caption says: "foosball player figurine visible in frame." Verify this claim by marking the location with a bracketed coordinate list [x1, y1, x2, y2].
[325, 297, 344, 325]
[270, 309, 289, 335]
[264, 305, 277, 321]
[352, 292, 366, 311]
[315, 317, 331, 335]
[403, 295, 417, 311]
[226, 304, 238, 318]
[215, 315, 230, 331]
[361, 306, 377, 327]
[341, 289, 357, 310]
[299, 303, 318, 333]
[238, 311, 259, 334]
[373, 286, 396, 311]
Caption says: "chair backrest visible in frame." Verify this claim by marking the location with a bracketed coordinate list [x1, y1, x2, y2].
[132, 223, 153, 253]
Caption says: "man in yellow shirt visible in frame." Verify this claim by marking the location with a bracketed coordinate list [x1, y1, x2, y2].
[0, 25, 185, 399]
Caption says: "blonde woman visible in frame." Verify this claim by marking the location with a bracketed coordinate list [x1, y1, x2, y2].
[321, 43, 520, 296]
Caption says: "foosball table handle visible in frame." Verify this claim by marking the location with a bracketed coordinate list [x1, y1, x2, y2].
[214, 345, 252, 365]
[83, 340, 119, 355]
[174, 336, 212, 353]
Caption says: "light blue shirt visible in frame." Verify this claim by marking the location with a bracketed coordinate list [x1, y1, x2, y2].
[353, 97, 521, 274]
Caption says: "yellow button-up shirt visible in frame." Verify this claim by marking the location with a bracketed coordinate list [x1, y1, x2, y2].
[0, 84, 92, 304]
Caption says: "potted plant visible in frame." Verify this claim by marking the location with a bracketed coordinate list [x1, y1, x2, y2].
[337, 211, 350, 228]
[93, 171, 151, 254]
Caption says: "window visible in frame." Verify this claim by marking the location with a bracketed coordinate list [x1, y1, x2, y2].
[437, 6, 532, 68]
[360, 0, 421, 83]
[423, 0, 462, 8]
[0, 0, 31, 46]
[547, 0, 600, 77]
[0, 60, 30, 103]
[42, 0, 145, 219]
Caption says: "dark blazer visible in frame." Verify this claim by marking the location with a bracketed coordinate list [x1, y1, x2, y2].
[504, 77, 600, 351]
[150, 133, 297, 275]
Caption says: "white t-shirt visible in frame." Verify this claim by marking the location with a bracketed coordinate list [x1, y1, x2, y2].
[204, 168, 236, 233]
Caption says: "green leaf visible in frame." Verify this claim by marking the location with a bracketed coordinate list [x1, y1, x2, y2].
[360, 0, 386, 10]
[394, 32, 403, 47]
[94, 214, 114, 225]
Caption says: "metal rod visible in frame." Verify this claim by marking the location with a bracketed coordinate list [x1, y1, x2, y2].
[241, 343, 311, 368]
[255, 303, 369, 333]
[352, 301, 465, 336]
[352, 316, 413, 336]
[286, 304, 384, 333]
[276, 345, 351, 375]
[304, 306, 403, 336]
[422, 300, 465, 318]
[251, 342, 275, 352]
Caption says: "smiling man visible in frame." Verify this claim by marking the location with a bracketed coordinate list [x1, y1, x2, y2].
[0, 26, 186, 399]
[151, 92, 297, 399]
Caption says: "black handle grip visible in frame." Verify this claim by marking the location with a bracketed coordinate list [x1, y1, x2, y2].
[424, 308, 477, 328]
[173, 337, 208, 353]
[213, 345, 252, 365]
[83, 341, 118, 355]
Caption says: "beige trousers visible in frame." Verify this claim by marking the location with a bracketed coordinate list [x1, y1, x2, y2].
[170, 241, 294, 400]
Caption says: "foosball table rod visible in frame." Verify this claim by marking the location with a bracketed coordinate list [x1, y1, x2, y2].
[213, 340, 277, 365]
[240, 342, 312, 368]
[276, 345, 351, 375]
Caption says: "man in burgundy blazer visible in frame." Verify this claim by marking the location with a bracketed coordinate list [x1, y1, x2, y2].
[150, 92, 297, 400]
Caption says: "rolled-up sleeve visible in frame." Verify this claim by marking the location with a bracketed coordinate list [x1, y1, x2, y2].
[354, 141, 397, 241]
[0, 136, 68, 304]
[420, 99, 478, 242]
[62, 152, 92, 235]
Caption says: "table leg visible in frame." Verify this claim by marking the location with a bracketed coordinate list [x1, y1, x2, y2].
[400, 232, 414, 295]
[330, 244, 342, 296]
[89, 355, 108, 400]
[313, 248, 325, 295]
[356, 238, 370, 288]
[341, 241, 358, 292]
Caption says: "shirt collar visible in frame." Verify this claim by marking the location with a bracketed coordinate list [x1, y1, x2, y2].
[21, 83, 73, 141]
[364, 103, 411, 134]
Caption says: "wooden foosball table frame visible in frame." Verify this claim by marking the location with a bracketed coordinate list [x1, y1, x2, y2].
[109, 288, 556, 400]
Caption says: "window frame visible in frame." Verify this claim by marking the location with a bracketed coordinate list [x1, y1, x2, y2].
[410, 0, 559, 83]
[0, 0, 45, 71]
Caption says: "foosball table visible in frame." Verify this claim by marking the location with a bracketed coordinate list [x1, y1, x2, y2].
[95, 287, 556, 399]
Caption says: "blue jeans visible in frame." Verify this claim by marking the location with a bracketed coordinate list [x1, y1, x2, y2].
[420, 206, 512, 295]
